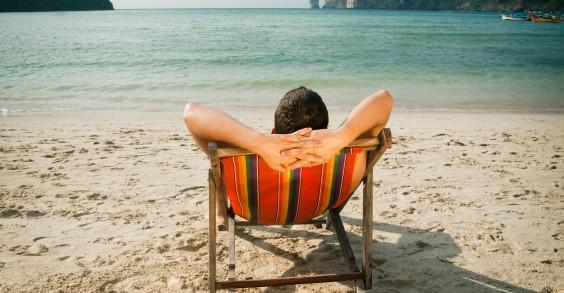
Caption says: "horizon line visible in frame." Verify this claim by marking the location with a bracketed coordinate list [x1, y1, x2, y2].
[115, 7, 311, 9]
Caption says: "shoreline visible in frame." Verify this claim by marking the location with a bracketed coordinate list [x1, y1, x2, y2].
[2, 107, 564, 117]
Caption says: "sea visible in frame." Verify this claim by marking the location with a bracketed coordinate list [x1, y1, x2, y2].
[0, 9, 563, 113]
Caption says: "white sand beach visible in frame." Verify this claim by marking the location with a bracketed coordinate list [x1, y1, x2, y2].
[0, 110, 562, 292]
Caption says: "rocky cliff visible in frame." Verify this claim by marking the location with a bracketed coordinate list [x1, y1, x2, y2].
[310, 0, 321, 8]
[323, 0, 564, 11]
[0, 0, 114, 12]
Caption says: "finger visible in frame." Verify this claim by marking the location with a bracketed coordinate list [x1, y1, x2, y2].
[281, 146, 321, 157]
[280, 147, 321, 158]
[289, 157, 327, 169]
[280, 128, 313, 144]
[280, 141, 320, 150]
[288, 160, 302, 170]
[273, 164, 287, 173]
[293, 128, 312, 137]
[280, 148, 305, 157]
[300, 160, 316, 168]
[278, 132, 318, 144]
[281, 140, 321, 151]
[279, 134, 300, 144]
[298, 140, 321, 148]
[277, 155, 297, 165]
[301, 154, 325, 164]
[282, 152, 322, 163]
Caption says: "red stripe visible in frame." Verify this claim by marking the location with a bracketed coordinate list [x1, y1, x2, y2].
[294, 165, 323, 223]
[255, 157, 260, 223]
[332, 151, 358, 208]
[275, 172, 280, 224]
[221, 158, 243, 216]
[257, 157, 278, 224]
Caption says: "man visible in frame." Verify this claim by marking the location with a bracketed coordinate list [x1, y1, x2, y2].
[184, 87, 393, 224]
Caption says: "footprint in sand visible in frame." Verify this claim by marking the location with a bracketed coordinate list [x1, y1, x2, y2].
[10, 244, 49, 256]
[373, 258, 387, 266]
[86, 193, 108, 200]
[57, 255, 71, 261]
[175, 237, 207, 252]
[176, 186, 205, 197]
[0, 207, 45, 219]
[0, 209, 20, 218]
[306, 242, 340, 262]
[379, 211, 397, 219]
[402, 207, 416, 214]
[447, 139, 466, 146]
[127, 178, 140, 186]
[401, 240, 435, 256]
[24, 210, 46, 218]
[119, 128, 145, 135]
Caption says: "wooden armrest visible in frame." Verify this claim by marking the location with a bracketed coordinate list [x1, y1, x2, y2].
[216, 136, 381, 158]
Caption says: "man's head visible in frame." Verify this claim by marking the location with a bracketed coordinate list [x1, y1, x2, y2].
[274, 87, 329, 134]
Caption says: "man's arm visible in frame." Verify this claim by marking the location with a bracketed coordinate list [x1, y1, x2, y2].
[183, 103, 321, 172]
[283, 90, 393, 165]
[184, 102, 262, 154]
[339, 89, 394, 141]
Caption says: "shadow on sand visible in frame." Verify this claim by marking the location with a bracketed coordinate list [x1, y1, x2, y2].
[233, 216, 535, 293]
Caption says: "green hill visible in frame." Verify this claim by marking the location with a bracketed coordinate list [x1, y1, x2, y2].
[322, 0, 564, 11]
[0, 0, 114, 12]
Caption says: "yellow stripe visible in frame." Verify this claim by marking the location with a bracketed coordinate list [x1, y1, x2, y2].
[277, 171, 291, 224]
[318, 159, 335, 215]
[314, 164, 325, 217]
[236, 156, 249, 219]
[231, 157, 244, 219]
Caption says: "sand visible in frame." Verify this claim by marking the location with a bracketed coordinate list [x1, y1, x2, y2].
[0, 109, 562, 292]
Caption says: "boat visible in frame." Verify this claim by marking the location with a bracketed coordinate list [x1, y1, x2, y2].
[531, 15, 561, 23]
[501, 14, 529, 21]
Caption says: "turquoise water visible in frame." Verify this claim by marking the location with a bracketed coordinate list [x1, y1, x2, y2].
[0, 9, 563, 112]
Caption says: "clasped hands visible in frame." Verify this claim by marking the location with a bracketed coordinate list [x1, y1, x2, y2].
[257, 127, 347, 172]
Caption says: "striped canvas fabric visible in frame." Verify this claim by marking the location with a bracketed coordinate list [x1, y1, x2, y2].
[220, 147, 363, 225]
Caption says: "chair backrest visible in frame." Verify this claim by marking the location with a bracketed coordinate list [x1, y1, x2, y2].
[208, 129, 392, 225]
[220, 147, 362, 225]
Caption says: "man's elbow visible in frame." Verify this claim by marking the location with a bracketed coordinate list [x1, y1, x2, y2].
[183, 102, 201, 126]
[377, 89, 394, 109]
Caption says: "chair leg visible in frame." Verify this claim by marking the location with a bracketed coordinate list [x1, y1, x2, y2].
[228, 209, 236, 293]
[329, 209, 359, 272]
[325, 211, 334, 230]
[208, 170, 217, 293]
[362, 170, 373, 290]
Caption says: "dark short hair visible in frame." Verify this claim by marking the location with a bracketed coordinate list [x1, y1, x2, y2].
[274, 87, 329, 134]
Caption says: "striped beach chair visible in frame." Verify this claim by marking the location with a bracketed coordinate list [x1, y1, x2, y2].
[207, 129, 392, 292]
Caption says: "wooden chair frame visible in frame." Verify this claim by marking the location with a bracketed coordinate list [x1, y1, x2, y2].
[207, 129, 392, 292]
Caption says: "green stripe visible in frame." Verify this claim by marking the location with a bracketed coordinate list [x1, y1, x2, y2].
[329, 155, 340, 207]
[245, 155, 256, 223]
[285, 168, 300, 224]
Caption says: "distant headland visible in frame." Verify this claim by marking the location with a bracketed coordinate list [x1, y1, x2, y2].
[317, 0, 564, 11]
[0, 0, 114, 12]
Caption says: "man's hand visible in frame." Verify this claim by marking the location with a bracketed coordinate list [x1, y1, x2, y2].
[256, 128, 323, 172]
[282, 128, 350, 169]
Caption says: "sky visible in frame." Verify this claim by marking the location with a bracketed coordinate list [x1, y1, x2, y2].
[111, 0, 316, 9]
